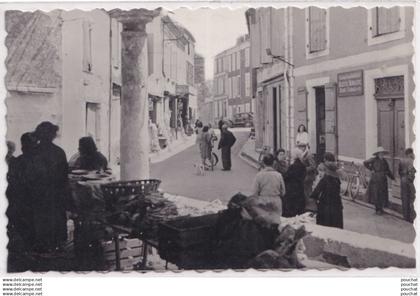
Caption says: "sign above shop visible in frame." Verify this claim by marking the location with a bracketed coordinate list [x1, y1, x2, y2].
[337, 70, 364, 97]
[176, 85, 189, 96]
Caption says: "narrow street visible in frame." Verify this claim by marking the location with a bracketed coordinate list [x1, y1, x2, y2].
[151, 128, 257, 202]
[151, 129, 415, 244]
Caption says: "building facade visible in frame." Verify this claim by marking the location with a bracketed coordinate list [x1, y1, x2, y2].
[213, 35, 252, 124]
[6, 10, 122, 164]
[146, 14, 197, 142]
[246, 6, 414, 205]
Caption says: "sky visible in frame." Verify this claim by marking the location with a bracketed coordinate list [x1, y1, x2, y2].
[170, 8, 248, 81]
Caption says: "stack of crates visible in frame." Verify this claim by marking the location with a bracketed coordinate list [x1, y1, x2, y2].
[102, 236, 143, 271]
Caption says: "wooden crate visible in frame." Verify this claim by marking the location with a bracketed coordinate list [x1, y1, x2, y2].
[102, 238, 143, 271]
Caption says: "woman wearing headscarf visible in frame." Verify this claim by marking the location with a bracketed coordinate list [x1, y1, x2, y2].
[32, 121, 69, 253]
[282, 148, 306, 217]
[364, 147, 395, 215]
[310, 153, 343, 229]
[69, 136, 108, 171]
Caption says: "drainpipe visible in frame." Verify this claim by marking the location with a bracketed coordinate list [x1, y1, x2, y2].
[108, 18, 113, 163]
[283, 8, 289, 154]
[288, 7, 295, 156]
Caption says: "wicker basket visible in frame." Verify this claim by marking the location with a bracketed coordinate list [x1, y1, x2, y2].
[101, 179, 161, 198]
[101, 179, 161, 210]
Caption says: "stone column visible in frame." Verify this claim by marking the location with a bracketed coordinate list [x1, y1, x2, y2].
[120, 29, 149, 180]
[110, 9, 159, 181]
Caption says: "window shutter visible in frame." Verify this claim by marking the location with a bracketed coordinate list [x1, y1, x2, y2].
[378, 7, 389, 35]
[147, 34, 154, 76]
[82, 21, 92, 72]
[371, 8, 378, 36]
[309, 7, 327, 53]
[389, 7, 401, 33]
[270, 8, 285, 57]
[377, 7, 400, 35]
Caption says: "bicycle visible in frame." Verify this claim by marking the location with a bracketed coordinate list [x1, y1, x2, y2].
[339, 161, 369, 201]
[204, 151, 219, 171]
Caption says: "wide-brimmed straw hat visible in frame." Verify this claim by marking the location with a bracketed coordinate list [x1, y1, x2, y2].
[373, 146, 389, 156]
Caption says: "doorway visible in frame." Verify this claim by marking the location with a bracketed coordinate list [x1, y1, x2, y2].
[377, 98, 405, 176]
[314, 87, 326, 163]
[272, 86, 281, 152]
[86, 102, 100, 146]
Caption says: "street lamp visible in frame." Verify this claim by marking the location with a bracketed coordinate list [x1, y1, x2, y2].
[265, 48, 295, 68]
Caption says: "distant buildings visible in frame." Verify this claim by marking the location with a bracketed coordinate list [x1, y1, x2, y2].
[6, 9, 199, 166]
[212, 35, 252, 124]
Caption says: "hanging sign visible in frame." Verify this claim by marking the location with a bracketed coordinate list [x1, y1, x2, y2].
[337, 70, 364, 97]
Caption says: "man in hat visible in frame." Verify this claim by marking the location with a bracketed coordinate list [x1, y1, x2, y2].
[32, 121, 69, 253]
[364, 147, 395, 215]
[218, 124, 236, 171]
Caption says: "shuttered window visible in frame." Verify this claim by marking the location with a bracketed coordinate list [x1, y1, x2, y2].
[82, 21, 92, 72]
[147, 34, 154, 76]
[308, 7, 327, 53]
[372, 7, 400, 37]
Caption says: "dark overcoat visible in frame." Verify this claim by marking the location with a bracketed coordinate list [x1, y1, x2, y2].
[310, 175, 343, 229]
[282, 159, 306, 217]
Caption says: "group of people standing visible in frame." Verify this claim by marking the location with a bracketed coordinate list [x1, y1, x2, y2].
[6, 121, 109, 270]
[194, 119, 236, 171]
[252, 123, 416, 230]
[252, 124, 343, 229]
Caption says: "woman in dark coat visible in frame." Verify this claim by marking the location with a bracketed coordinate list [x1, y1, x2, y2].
[310, 153, 343, 229]
[218, 124, 236, 171]
[282, 148, 306, 217]
[6, 133, 39, 270]
[364, 146, 395, 215]
[69, 136, 108, 171]
[32, 121, 69, 253]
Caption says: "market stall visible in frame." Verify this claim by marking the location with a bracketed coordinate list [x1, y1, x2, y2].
[67, 174, 309, 271]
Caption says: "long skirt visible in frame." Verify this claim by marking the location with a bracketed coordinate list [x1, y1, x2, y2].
[316, 203, 343, 229]
[367, 173, 389, 211]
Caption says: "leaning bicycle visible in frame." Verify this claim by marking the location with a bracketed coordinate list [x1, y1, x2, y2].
[339, 161, 369, 201]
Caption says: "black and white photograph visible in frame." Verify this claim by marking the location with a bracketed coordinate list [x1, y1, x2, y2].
[2, 4, 416, 275]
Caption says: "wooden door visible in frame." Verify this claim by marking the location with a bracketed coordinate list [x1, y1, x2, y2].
[315, 87, 326, 163]
[377, 99, 405, 173]
[377, 98, 405, 199]
[272, 86, 278, 152]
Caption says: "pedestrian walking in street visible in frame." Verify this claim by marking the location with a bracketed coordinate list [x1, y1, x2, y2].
[273, 148, 289, 176]
[32, 121, 70, 253]
[218, 124, 236, 171]
[310, 153, 343, 229]
[296, 124, 309, 148]
[364, 147, 395, 215]
[200, 126, 213, 168]
[69, 136, 108, 171]
[299, 145, 318, 212]
[399, 148, 416, 222]
[282, 148, 306, 217]
[251, 154, 285, 223]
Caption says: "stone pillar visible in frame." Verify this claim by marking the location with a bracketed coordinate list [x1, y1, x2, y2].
[109, 9, 159, 181]
[120, 29, 149, 180]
